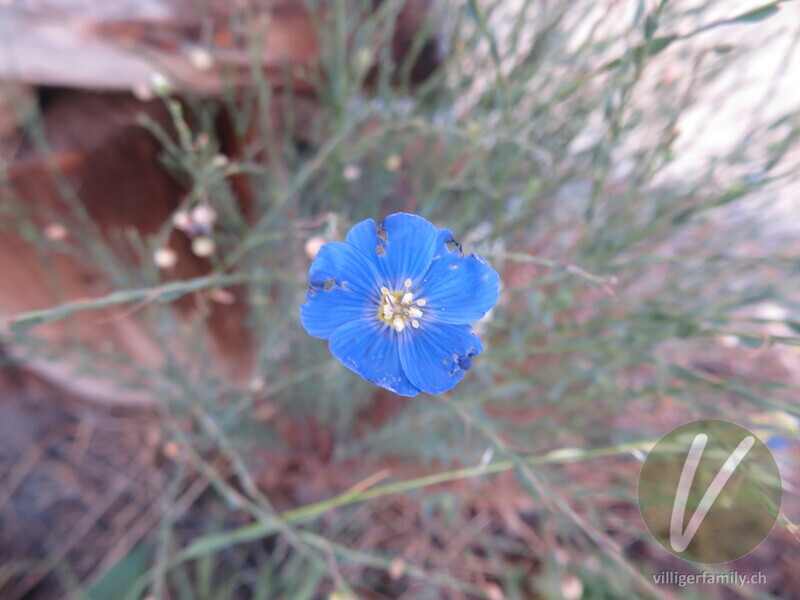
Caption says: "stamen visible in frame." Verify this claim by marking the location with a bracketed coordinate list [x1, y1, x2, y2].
[378, 284, 426, 332]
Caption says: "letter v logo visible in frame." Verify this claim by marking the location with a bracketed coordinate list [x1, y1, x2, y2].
[669, 433, 755, 552]
[639, 420, 782, 563]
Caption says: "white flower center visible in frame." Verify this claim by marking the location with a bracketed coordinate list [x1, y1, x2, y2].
[378, 279, 426, 332]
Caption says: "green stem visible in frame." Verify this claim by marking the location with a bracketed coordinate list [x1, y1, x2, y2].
[180, 439, 654, 562]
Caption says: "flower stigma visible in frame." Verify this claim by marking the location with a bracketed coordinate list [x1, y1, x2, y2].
[378, 279, 426, 332]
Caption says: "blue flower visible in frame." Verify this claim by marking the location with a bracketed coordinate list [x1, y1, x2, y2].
[300, 213, 500, 397]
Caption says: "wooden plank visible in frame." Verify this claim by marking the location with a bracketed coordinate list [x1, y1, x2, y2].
[0, 0, 443, 93]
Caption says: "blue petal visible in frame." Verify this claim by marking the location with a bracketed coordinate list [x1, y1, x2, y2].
[308, 241, 380, 296]
[343, 218, 382, 262]
[329, 319, 420, 396]
[398, 322, 483, 395]
[300, 286, 375, 339]
[416, 229, 500, 324]
[300, 242, 380, 339]
[345, 213, 438, 290]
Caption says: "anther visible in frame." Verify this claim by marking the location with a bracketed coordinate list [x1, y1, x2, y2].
[378, 285, 426, 331]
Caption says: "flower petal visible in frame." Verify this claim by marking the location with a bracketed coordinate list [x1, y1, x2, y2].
[416, 229, 500, 324]
[308, 241, 379, 296]
[343, 218, 383, 262]
[398, 321, 483, 395]
[300, 287, 375, 340]
[329, 319, 420, 396]
[300, 242, 379, 339]
[345, 213, 438, 289]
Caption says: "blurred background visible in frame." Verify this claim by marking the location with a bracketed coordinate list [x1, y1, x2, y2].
[0, 0, 798, 598]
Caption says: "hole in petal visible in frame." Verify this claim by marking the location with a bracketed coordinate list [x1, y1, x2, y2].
[445, 239, 461, 253]
[323, 278, 336, 291]
[376, 246, 386, 256]
[376, 222, 388, 243]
